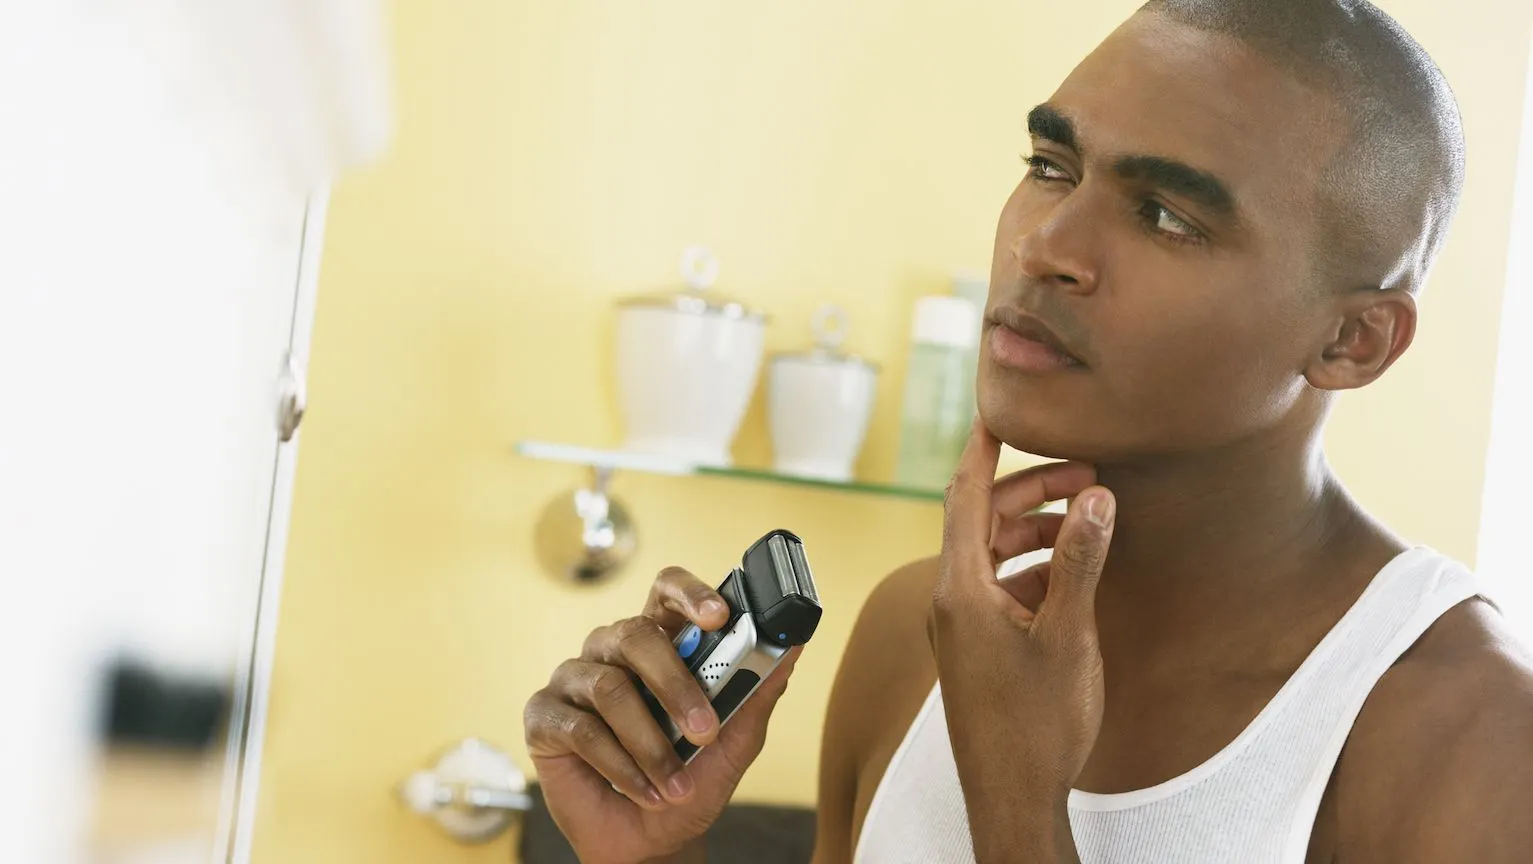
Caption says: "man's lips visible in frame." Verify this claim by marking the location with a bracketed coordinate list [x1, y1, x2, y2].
[987, 309, 1086, 372]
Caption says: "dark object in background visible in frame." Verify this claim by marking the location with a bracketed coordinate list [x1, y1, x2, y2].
[99, 656, 230, 751]
[518, 783, 816, 864]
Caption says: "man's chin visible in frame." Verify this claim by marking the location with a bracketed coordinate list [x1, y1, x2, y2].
[978, 398, 1101, 464]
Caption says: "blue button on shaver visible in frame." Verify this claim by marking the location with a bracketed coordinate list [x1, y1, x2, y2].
[677, 624, 702, 659]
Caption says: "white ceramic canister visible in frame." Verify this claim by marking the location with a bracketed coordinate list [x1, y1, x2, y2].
[767, 305, 879, 483]
[613, 246, 766, 467]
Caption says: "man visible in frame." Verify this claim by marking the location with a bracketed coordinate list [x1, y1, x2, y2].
[522, 0, 1533, 860]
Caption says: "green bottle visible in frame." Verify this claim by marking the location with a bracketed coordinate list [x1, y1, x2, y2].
[894, 295, 980, 490]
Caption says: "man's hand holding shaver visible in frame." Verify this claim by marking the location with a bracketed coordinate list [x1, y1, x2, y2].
[929, 418, 1117, 863]
[523, 568, 800, 864]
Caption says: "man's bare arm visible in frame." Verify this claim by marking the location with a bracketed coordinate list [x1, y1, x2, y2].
[810, 644, 861, 864]
[1335, 600, 1533, 861]
[812, 559, 942, 864]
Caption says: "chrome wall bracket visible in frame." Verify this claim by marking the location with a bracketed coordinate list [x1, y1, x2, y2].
[397, 738, 532, 844]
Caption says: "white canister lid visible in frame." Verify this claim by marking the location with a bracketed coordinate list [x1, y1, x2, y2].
[769, 304, 880, 373]
[911, 295, 978, 348]
[617, 245, 767, 322]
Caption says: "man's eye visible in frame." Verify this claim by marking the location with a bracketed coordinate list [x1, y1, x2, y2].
[1025, 155, 1071, 182]
[1140, 201, 1202, 241]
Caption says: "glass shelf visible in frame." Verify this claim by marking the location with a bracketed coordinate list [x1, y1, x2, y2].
[514, 440, 947, 503]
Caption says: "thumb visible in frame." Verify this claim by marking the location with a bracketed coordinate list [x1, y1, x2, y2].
[1038, 487, 1115, 629]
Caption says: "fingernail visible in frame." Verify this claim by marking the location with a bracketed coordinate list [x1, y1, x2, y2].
[700, 598, 728, 619]
[687, 706, 715, 735]
[667, 770, 693, 799]
[1084, 491, 1115, 528]
[644, 785, 664, 808]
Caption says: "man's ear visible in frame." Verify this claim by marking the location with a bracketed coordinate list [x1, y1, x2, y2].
[1304, 288, 1417, 391]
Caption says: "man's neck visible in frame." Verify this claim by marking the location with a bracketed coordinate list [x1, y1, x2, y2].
[1089, 426, 1403, 671]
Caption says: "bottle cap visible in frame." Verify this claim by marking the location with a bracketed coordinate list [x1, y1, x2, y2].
[910, 295, 978, 348]
[616, 245, 766, 322]
[951, 272, 989, 306]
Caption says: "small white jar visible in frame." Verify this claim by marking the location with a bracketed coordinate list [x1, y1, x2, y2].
[767, 305, 879, 483]
[612, 246, 766, 467]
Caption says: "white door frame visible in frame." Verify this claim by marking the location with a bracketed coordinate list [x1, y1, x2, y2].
[214, 189, 332, 864]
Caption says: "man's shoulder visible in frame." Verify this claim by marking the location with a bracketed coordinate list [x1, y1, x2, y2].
[822, 556, 944, 742]
[1335, 595, 1533, 858]
[1364, 595, 1533, 726]
[833, 555, 942, 701]
[857, 554, 943, 634]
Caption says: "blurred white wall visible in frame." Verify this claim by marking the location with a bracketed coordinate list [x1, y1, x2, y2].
[1478, 30, 1533, 646]
[0, 3, 390, 861]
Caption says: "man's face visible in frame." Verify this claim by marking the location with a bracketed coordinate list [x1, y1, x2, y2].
[980, 13, 1345, 463]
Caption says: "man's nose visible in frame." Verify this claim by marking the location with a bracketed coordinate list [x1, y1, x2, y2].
[1011, 191, 1101, 295]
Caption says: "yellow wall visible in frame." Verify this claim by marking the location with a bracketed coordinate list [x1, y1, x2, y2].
[253, 1, 1532, 861]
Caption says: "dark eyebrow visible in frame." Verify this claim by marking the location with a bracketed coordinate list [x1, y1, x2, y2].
[1027, 102, 1240, 224]
[1026, 104, 1079, 152]
[1113, 155, 1238, 220]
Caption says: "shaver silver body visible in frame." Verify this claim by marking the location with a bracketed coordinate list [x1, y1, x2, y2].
[643, 529, 821, 764]
[660, 614, 789, 764]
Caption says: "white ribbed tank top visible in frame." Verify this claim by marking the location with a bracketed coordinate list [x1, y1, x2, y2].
[853, 546, 1482, 864]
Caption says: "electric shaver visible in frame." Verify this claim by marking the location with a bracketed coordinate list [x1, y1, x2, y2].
[641, 529, 822, 763]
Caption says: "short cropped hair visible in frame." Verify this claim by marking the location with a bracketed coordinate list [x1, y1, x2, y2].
[1140, 0, 1466, 295]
